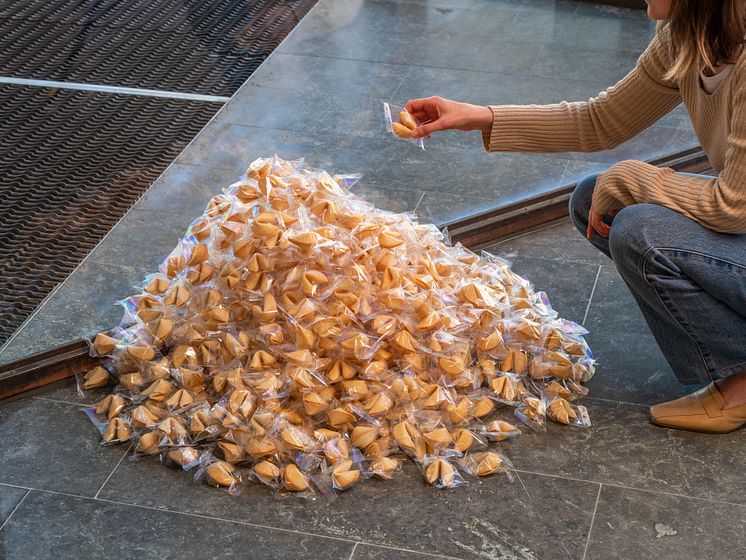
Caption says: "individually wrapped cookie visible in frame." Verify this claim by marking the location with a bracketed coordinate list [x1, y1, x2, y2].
[366, 456, 402, 479]
[419, 456, 466, 489]
[514, 396, 546, 432]
[162, 446, 202, 470]
[479, 419, 521, 442]
[194, 453, 244, 495]
[547, 397, 591, 428]
[459, 449, 512, 477]
[383, 102, 424, 150]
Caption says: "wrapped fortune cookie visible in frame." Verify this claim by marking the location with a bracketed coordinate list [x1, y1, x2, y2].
[284, 464, 310, 492]
[424, 459, 457, 487]
[83, 366, 110, 390]
[332, 459, 360, 490]
[206, 461, 239, 486]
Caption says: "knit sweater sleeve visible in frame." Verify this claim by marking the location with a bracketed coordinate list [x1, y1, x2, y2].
[591, 60, 746, 233]
[482, 28, 681, 153]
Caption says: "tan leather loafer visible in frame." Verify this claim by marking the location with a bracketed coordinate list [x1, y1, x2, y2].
[650, 383, 746, 433]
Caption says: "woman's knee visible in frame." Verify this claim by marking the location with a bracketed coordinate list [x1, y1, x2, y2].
[608, 204, 677, 274]
[568, 174, 598, 229]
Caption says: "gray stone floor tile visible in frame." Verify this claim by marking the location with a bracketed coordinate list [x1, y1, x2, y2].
[0, 318, 78, 366]
[510, 9, 655, 53]
[0, 261, 142, 365]
[86, 209, 194, 272]
[175, 121, 282, 172]
[24, 380, 108, 407]
[0, 485, 27, 527]
[503, 255, 598, 325]
[0, 398, 127, 496]
[135, 164, 242, 219]
[394, 66, 617, 109]
[530, 41, 640, 86]
[583, 266, 696, 406]
[216, 54, 405, 136]
[0, 491, 354, 560]
[27, 261, 141, 338]
[98, 461, 598, 559]
[585, 485, 746, 560]
[416, 192, 489, 226]
[504, 398, 746, 505]
[568, 124, 698, 165]
[485, 220, 608, 267]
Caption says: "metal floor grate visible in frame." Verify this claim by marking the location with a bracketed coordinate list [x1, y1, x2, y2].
[0, 0, 318, 345]
[0, 0, 317, 96]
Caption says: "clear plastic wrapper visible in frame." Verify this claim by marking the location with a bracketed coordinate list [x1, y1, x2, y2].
[459, 449, 512, 477]
[547, 397, 592, 428]
[383, 102, 425, 150]
[419, 456, 466, 489]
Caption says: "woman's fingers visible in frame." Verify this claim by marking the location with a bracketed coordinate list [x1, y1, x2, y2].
[587, 209, 611, 239]
[411, 119, 447, 138]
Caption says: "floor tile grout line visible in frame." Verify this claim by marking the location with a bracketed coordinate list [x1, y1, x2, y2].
[33, 396, 94, 408]
[18, 484, 461, 559]
[3, 476, 744, 542]
[581, 484, 602, 560]
[488, 219, 569, 246]
[347, 542, 359, 560]
[413, 191, 426, 213]
[508, 467, 746, 508]
[0, 77, 230, 102]
[0, 489, 30, 532]
[583, 396, 649, 409]
[581, 265, 603, 326]
[94, 444, 133, 499]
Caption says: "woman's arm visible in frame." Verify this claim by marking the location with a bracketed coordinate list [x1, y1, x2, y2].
[592, 62, 746, 234]
[408, 28, 682, 151]
[483, 28, 681, 153]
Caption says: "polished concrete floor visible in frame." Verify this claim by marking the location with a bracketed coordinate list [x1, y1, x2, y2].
[2, 220, 743, 560]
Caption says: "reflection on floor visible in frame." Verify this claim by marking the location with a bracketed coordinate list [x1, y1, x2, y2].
[1, 219, 740, 560]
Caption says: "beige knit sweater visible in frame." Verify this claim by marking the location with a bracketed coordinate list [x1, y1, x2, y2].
[483, 25, 746, 234]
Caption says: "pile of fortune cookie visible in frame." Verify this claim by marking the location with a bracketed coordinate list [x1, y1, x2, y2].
[80, 155, 594, 499]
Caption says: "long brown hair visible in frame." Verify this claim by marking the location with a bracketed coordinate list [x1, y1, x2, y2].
[663, 0, 746, 81]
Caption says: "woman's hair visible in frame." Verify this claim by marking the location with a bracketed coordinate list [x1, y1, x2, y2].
[663, 0, 746, 81]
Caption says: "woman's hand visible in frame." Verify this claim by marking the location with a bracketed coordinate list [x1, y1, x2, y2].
[405, 96, 493, 138]
[587, 207, 620, 239]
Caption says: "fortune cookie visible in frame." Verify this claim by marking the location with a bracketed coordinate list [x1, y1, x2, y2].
[83, 366, 110, 389]
[474, 396, 495, 418]
[452, 428, 475, 453]
[425, 459, 457, 487]
[332, 459, 361, 489]
[166, 447, 199, 468]
[95, 395, 126, 419]
[136, 431, 161, 454]
[399, 110, 417, 130]
[370, 456, 400, 478]
[423, 427, 454, 448]
[103, 418, 131, 442]
[392, 122, 412, 139]
[254, 461, 281, 483]
[92, 333, 118, 355]
[548, 398, 577, 425]
[284, 464, 310, 491]
[351, 425, 379, 449]
[206, 461, 239, 487]
[474, 451, 503, 476]
[484, 420, 521, 442]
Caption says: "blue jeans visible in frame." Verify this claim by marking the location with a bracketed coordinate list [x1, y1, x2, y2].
[569, 174, 746, 385]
